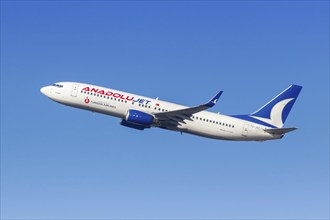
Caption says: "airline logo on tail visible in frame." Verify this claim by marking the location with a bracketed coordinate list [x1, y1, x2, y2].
[251, 98, 295, 128]
[249, 84, 302, 128]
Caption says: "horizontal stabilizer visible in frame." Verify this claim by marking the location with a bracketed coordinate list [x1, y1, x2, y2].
[264, 127, 297, 135]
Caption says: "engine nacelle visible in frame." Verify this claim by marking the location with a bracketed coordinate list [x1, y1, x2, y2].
[123, 110, 154, 129]
[120, 120, 148, 130]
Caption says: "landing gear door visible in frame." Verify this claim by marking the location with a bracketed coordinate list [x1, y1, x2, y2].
[71, 84, 79, 97]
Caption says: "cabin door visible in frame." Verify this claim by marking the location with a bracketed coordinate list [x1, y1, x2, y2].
[71, 84, 79, 97]
[242, 124, 249, 136]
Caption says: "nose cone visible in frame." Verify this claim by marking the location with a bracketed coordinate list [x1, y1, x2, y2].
[40, 86, 49, 96]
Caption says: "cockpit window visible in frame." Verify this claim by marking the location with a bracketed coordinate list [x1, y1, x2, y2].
[52, 83, 63, 88]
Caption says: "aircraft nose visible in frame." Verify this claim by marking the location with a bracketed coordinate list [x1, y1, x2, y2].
[40, 86, 49, 96]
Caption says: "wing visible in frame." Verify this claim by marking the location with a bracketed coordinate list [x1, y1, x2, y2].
[154, 91, 223, 126]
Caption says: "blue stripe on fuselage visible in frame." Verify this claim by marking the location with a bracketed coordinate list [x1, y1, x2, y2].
[230, 115, 277, 128]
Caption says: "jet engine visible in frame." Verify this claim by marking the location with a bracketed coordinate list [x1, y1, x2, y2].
[120, 110, 154, 130]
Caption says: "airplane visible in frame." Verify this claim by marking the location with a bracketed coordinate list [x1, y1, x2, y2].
[40, 82, 302, 141]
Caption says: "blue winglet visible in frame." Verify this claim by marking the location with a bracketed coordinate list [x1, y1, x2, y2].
[204, 91, 223, 107]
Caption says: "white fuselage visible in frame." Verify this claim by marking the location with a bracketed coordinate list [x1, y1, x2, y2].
[40, 82, 282, 141]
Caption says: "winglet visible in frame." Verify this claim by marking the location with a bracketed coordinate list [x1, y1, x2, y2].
[204, 91, 223, 107]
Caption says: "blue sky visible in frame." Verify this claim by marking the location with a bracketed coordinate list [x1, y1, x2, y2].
[1, 1, 329, 219]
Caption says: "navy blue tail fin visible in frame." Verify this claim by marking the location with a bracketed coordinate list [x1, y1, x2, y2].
[250, 85, 302, 128]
